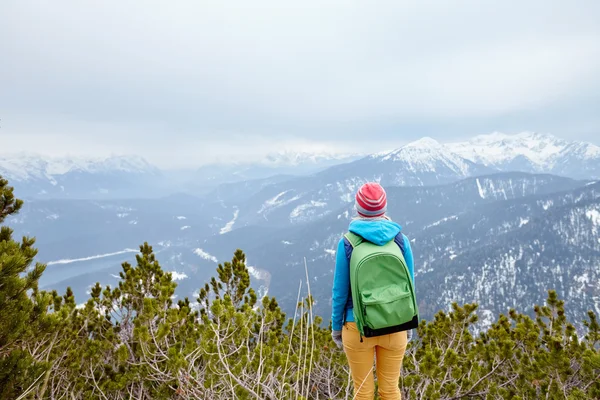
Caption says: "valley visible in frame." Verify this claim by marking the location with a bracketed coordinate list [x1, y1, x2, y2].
[3, 131, 600, 333]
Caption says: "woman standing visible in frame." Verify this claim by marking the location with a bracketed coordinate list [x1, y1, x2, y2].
[331, 182, 416, 400]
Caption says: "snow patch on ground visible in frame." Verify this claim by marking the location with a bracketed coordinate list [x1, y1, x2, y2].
[176, 216, 187, 220]
[476, 178, 485, 199]
[48, 248, 138, 265]
[338, 210, 350, 220]
[180, 225, 191, 230]
[519, 218, 529, 227]
[425, 215, 458, 229]
[586, 209, 600, 226]
[46, 213, 59, 220]
[290, 201, 327, 220]
[247, 266, 271, 281]
[324, 249, 336, 256]
[117, 213, 129, 218]
[268, 191, 289, 205]
[220, 209, 239, 234]
[169, 271, 188, 281]
[247, 265, 272, 299]
[258, 191, 301, 214]
[282, 240, 293, 245]
[193, 248, 218, 263]
[477, 309, 495, 333]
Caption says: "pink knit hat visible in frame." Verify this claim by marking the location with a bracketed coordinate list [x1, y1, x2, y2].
[355, 182, 387, 218]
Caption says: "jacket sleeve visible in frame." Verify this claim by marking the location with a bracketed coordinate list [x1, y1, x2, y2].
[331, 237, 350, 331]
[402, 234, 415, 285]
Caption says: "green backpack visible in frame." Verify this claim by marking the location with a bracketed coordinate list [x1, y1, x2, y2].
[345, 232, 419, 339]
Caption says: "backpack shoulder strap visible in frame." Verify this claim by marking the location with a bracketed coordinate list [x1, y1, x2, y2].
[393, 233, 406, 256]
[344, 232, 364, 248]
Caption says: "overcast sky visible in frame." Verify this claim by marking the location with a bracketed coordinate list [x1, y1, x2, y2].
[1, 1, 599, 168]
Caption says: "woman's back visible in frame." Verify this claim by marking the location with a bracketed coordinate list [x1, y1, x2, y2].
[331, 182, 416, 400]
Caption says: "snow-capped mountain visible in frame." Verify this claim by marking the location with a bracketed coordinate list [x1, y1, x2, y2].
[369, 136, 491, 185]
[0, 153, 162, 198]
[4, 132, 598, 202]
[209, 138, 494, 228]
[448, 131, 600, 178]
[204, 132, 599, 228]
[0, 153, 158, 181]
[6, 131, 600, 335]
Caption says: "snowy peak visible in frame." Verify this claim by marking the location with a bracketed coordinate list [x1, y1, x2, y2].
[470, 131, 557, 145]
[42, 155, 157, 175]
[448, 131, 599, 171]
[0, 153, 162, 199]
[379, 137, 445, 161]
[0, 153, 159, 182]
[91, 155, 159, 174]
[374, 136, 474, 177]
[403, 136, 443, 149]
[449, 132, 560, 167]
[338, 131, 599, 189]
[559, 141, 600, 159]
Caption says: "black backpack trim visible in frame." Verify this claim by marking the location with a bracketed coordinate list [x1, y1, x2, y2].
[363, 314, 419, 337]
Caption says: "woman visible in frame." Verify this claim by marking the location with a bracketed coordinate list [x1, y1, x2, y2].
[331, 182, 415, 400]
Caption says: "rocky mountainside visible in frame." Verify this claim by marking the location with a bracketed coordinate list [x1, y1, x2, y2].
[229, 174, 600, 332]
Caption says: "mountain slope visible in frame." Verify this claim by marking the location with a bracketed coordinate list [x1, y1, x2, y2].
[7, 194, 229, 302]
[0, 154, 163, 198]
[208, 132, 600, 229]
[224, 174, 596, 324]
[7, 170, 598, 332]
[210, 138, 497, 228]
[414, 188, 600, 331]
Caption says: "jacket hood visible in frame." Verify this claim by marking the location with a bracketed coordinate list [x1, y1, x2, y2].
[348, 219, 402, 246]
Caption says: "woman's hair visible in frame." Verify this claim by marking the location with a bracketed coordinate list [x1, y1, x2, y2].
[352, 214, 391, 221]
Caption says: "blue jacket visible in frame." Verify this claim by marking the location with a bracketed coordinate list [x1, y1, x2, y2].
[331, 219, 415, 331]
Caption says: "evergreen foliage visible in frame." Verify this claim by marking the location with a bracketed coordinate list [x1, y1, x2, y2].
[0, 177, 48, 398]
[1, 175, 599, 399]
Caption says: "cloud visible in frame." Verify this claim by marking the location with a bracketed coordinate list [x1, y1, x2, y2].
[1, 0, 599, 167]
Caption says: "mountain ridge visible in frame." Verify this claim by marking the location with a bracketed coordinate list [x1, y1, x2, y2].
[2, 132, 599, 200]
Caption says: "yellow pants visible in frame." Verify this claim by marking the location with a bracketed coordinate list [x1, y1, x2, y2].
[342, 322, 407, 400]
